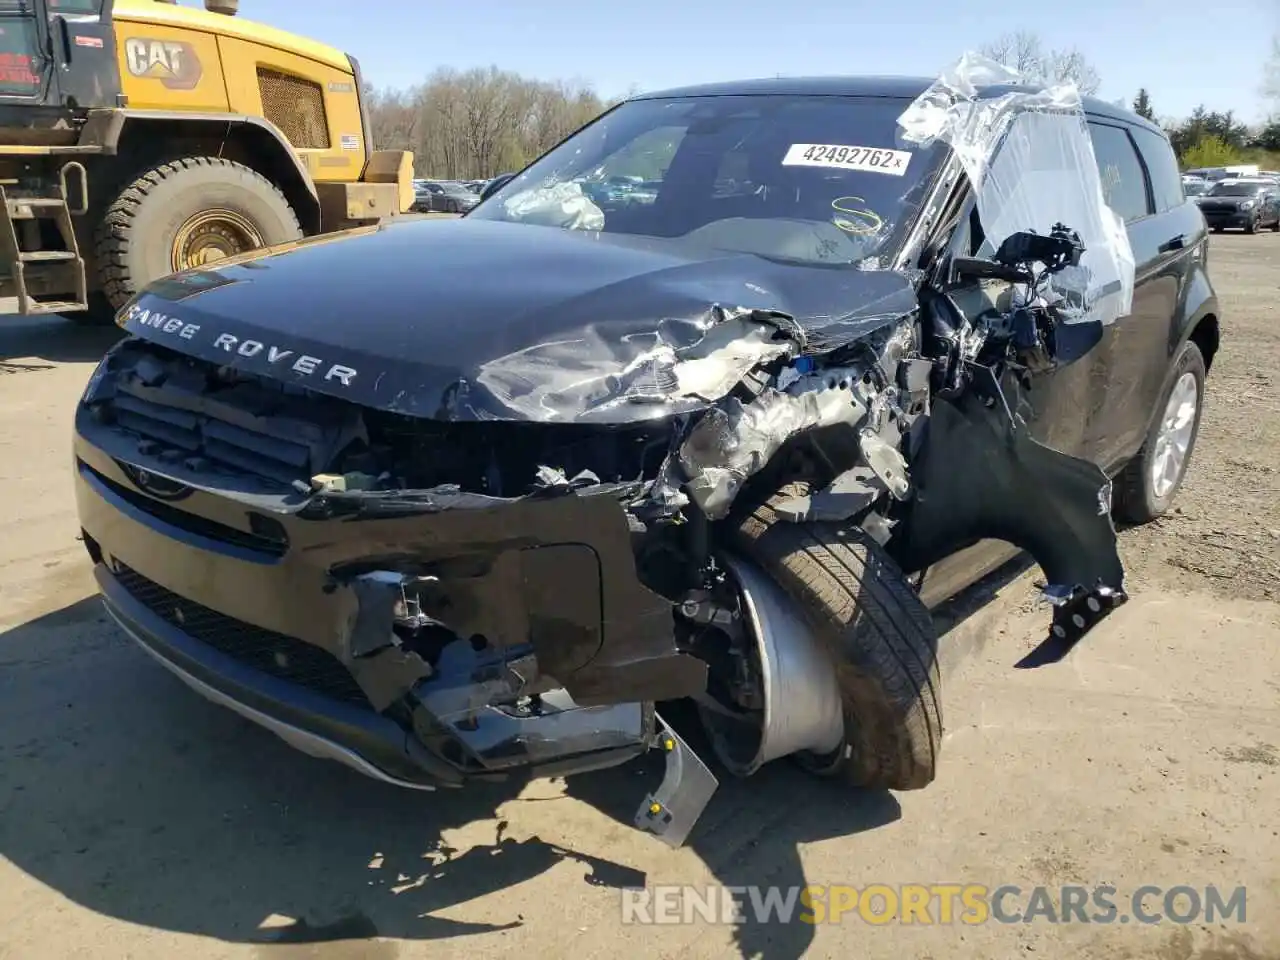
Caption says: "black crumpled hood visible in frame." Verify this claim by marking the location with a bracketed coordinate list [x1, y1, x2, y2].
[119, 217, 919, 422]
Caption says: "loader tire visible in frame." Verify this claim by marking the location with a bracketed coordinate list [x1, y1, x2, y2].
[95, 157, 302, 310]
[732, 494, 942, 791]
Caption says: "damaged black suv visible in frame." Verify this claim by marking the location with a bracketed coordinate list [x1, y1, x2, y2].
[74, 56, 1218, 846]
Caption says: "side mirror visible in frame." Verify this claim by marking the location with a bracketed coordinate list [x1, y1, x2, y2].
[480, 173, 515, 203]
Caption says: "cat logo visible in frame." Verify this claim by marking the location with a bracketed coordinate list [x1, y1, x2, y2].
[123, 37, 202, 90]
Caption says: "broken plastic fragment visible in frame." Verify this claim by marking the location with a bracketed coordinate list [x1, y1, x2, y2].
[533, 465, 602, 491]
[310, 471, 382, 493]
[774, 467, 886, 523]
[634, 712, 718, 848]
[1047, 583, 1128, 643]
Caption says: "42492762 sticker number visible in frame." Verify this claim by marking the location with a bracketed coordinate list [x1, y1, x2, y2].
[782, 143, 912, 176]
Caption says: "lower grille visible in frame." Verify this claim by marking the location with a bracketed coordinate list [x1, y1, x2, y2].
[113, 562, 372, 710]
[83, 461, 288, 558]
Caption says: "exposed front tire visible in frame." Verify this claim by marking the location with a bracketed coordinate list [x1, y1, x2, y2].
[1113, 340, 1206, 524]
[731, 495, 942, 790]
[94, 157, 303, 310]
[1245, 216, 1259, 234]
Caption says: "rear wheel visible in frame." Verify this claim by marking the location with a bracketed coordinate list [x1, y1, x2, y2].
[1113, 340, 1206, 524]
[731, 494, 942, 790]
[95, 156, 302, 311]
[1271, 216, 1279, 232]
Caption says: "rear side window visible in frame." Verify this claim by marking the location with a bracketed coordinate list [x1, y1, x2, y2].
[1130, 126, 1185, 212]
[1087, 121, 1152, 222]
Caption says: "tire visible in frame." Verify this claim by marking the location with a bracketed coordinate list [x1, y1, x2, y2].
[1271, 217, 1279, 232]
[731, 495, 942, 791]
[95, 156, 302, 310]
[1112, 340, 1206, 524]
[1245, 216, 1258, 234]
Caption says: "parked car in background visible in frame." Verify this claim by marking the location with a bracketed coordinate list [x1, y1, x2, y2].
[413, 180, 481, 214]
[1197, 178, 1280, 233]
[1183, 179, 1210, 197]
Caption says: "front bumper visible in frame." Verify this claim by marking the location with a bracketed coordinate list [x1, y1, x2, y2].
[95, 559, 452, 788]
[1201, 209, 1255, 229]
[74, 403, 706, 789]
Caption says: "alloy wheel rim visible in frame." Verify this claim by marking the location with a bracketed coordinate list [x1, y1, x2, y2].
[1150, 371, 1198, 500]
[171, 209, 264, 271]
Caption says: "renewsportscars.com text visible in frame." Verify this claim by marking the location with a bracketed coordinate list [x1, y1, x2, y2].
[620, 884, 1248, 926]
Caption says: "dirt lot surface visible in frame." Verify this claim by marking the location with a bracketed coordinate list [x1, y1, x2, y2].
[1, 234, 1278, 960]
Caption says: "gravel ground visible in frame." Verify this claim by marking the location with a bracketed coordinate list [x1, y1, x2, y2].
[0, 233, 1276, 960]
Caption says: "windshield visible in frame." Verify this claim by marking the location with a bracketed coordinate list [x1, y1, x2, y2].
[1183, 180, 1208, 196]
[469, 94, 948, 267]
[1208, 182, 1269, 196]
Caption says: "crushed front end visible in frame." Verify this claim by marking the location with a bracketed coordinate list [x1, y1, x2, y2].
[74, 339, 717, 823]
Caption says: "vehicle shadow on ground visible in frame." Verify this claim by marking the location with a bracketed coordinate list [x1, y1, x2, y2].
[0, 597, 901, 959]
[568, 700, 903, 960]
[0, 313, 122, 366]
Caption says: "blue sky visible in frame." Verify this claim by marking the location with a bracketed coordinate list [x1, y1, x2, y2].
[223, 0, 1276, 124]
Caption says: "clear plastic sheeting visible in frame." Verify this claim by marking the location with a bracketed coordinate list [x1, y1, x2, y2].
[898, 52, 1135, 328]
[501, 181, 606, 231]
[475, 307, 797, 423]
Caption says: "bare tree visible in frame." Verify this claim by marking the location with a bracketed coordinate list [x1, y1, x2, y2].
[978, 31, 1102, 95]
[363, 86, 420, 154]
[980, 30, 1042, 76]
[366, 66, 609, 179]
[1263, 34, 1280, 107]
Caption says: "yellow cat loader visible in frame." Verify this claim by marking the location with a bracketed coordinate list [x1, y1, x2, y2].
[0, 0, 414, 321]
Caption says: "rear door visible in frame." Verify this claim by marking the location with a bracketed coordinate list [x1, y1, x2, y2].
[1083, 119, 1186, 470]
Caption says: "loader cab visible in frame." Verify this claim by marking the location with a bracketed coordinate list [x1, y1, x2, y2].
[0, 0, 118, 118]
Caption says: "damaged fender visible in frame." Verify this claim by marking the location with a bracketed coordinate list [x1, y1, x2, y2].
[889, 370, 1126, 638]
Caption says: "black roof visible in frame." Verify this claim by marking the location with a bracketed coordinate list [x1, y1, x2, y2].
[632, 75, 1165, 138]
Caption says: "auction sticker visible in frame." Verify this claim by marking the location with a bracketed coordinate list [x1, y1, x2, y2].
[782, 143, 912, 176]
